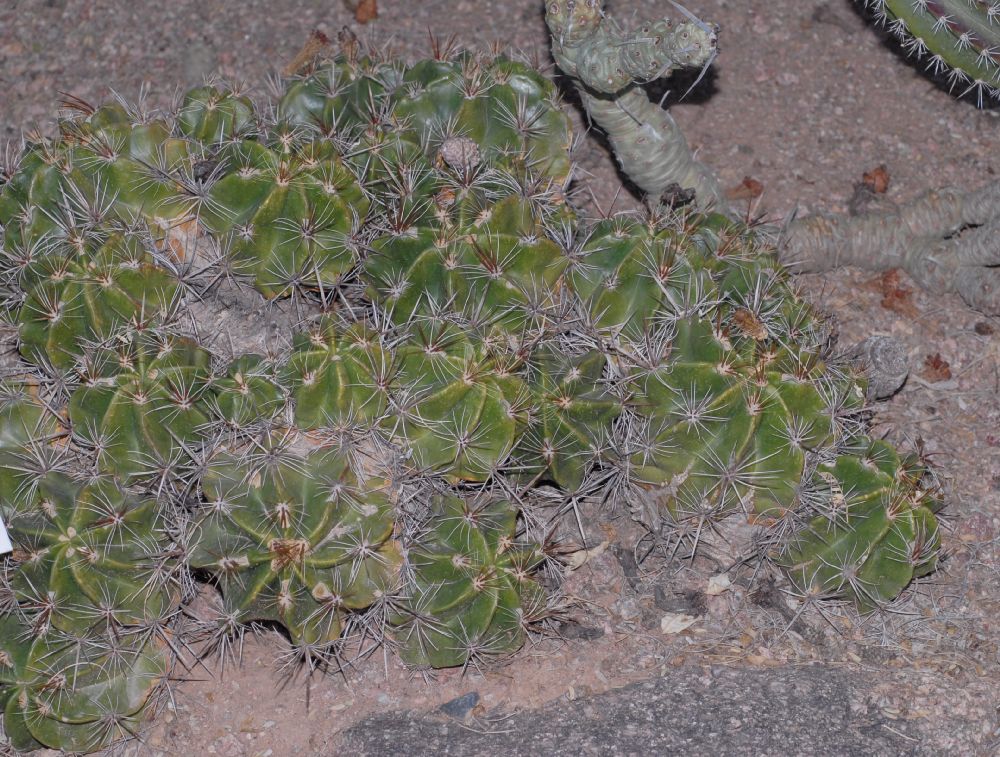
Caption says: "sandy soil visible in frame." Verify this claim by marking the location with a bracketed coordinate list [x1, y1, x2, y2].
[2, 0, 999, 755]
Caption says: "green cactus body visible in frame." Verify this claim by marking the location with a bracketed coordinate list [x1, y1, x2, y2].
[364, 196, 568, 336]
[0, 23, 956, 747]
[390, 54, 574, 183]
[0, 111, 193, 261]
[284, 319, 391, 431]
[776, 440, 941, 610]
[0, 616, 167, 754]
[287, 319, 528, 481]
[177, 85, 256, 143]
[390, 324, 528, 482]
[515, 348, 619, 491]
[393, 495, 546, 668]
[0, 384, 62, 509]
[201, 139, 368, 298]
[69, 104, 194, 222]
[189, 446, 400, 646]
[282, 53, 573, 185]
[629, 317, 838, 519]
[17, 232, 178, 372]
[557, 211, 854, 519]
[5, 474, 177, 633]
[68, 334, 213, 481]
[0, 150, 63, 253]
[210, 354, 286, 430]
[864, 0, 1000, 101]
[279, 56, 401, 134]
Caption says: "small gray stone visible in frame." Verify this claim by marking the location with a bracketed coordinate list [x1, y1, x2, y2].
[847, 335, 909, 400]
[438, 691, 480, 720]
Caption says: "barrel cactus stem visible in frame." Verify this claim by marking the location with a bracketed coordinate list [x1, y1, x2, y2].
[544, 0, 727, 208]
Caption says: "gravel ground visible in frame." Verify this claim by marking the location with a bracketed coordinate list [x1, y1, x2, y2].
[3, 0, 999, 755]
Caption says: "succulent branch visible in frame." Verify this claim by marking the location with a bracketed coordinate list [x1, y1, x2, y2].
[782, 180, 1000, 314]
[544, 0, 727, 207]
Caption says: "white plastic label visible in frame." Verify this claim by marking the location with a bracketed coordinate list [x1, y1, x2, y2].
[0, 514, 11, 554]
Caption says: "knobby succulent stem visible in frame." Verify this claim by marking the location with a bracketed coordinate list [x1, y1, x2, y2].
[782, 181, 1000, 315]
[544, 0, 727, 208]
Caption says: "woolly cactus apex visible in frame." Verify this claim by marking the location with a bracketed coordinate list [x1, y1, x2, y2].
[17, 230, 178, 373]
[392, 495, 548, 669]
[201, 138, 369, 299]
[776, 439, 942, 611]
[863, 0, 1000, 104]
[68, 333, 213, 483]
[188, 444, 401, 648]
[0, 616, 168, 753]
[544, 0, 726, 206]
[4, 473, 179, 634]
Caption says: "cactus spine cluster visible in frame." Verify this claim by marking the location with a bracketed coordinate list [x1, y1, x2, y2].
[0, 8, 947, 754]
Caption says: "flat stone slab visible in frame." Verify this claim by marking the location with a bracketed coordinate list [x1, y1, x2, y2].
[342, 664, 911, 756]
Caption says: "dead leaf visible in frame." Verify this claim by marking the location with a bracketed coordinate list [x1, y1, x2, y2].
[725, 176, 764, 201]
[344, 0, 378, 24]
[706, 574, 731, 596]
[660, 613, 698, 634]
[283, 29, 332, 77]
[862, 164, 890, 194]
[732, 308, 768, 341]
[921, 353, 952, 382]
[868, 269, 919, 318]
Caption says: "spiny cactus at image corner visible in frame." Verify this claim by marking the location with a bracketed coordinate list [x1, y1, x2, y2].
[0, 4, 951, 753]
[862, 0, 1000, 104]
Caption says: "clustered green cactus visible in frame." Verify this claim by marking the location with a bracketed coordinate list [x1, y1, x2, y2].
[0, 23, 945, 755]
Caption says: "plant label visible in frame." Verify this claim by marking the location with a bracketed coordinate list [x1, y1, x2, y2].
[0, 514, 11, 555]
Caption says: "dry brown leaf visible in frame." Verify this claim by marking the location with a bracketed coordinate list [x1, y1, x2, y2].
[732, 308, 768, 341]
[725, 175, 764, 201]
[344, 0, 378, 24]
[921, 353, 952, 382]
[862, 163, 890, 194]
[869, 269, 919, 318]
[283, 29, 332, 76]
